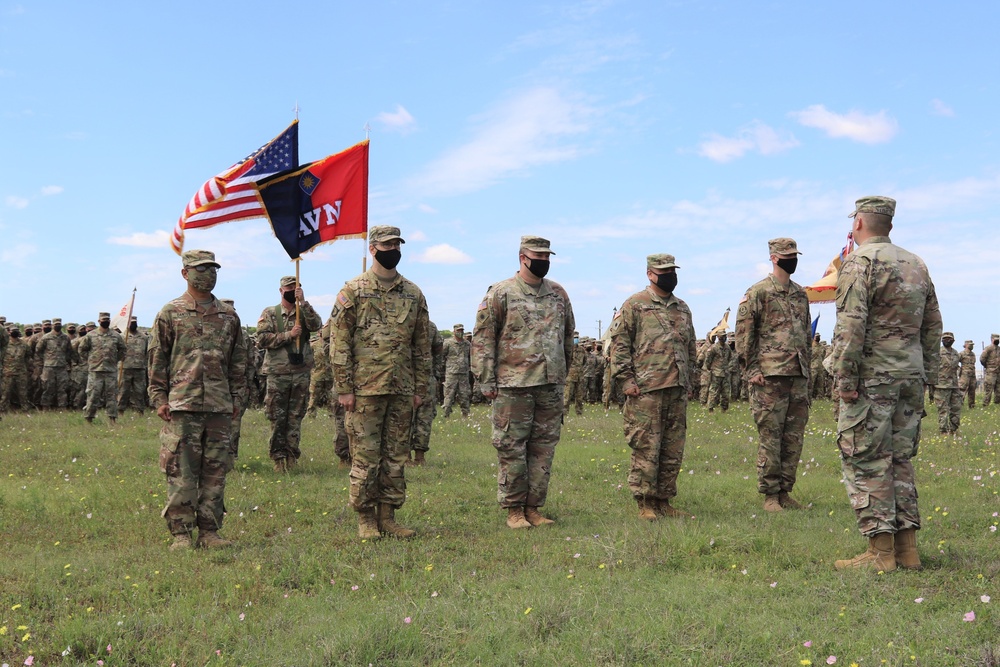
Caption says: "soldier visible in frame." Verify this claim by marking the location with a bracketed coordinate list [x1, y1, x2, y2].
[934, 332, 962, 435]
[441, 324, 472, 418]
[149, 250, 246, 550]
[829, 196, 941, 572]
[28, 320, 48, 405]
[563, 331, 586, 416]
[221, 299, 252, 460]
[472, 235, 574, 529]
[410, 320, 444, 465]
[958, 339, 977, 409]
[331, 226, 431, 540]
[78, 312, 126, 423]
[257, 276, 324, 472]
[697, 338, 712, 406]
[1, 327, 31, 412]
[582, 341, 600, 403]
[71, 322, 95, 409]
[0, 320, 9, 416]
[306, 328, 333, 417]
[35, 317, 75, 409]
[703, 332, 732, 412]
[727, 335, 741, 401]
[735, 237, 812, 512]
[117, 316, 149, 414]
[809, 334, 825, 399]
[609, 253, 696, 520]
[980, 334, 1000, 406]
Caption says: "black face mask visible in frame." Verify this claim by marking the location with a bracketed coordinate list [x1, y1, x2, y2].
[11, 331, 21, 339]
[99, 320, 110, 329]
[943, 340, 953, 348]
[282, 291, 296, 304]
[129, 322, 138, 332]
[54, 325, 62, 333]
[524, 258, 550, 279]
[43, 326, 52, 334]
[375, 248, 401, 270]
[776, 257, 798, 275]
[653, 272, 677, 293]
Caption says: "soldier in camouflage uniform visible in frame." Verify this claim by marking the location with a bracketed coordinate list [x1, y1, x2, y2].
[697, 339, 711, 405]
[980, 334, 1000, 406]
[149, 249, 247, 550]
[307, 329, 333, 417]
[809, 335, 825, 399]
[79, 312, 126, 423]
[735, 238, 812, 512]
[703, 333, 732, 412]
[472, 235, 575, 530]
[829, 196, 941, 572]
[609, 254, 696, 520]
[257, 276, 323, 471]
[409, 320, 444, 465]
[563, 331, 586, 416]
[28, 320, 48, 406]
[36, 317, 76, 409]
[117, 316, 149, 414]
[0, 321, 9, 415]
[727, 336, 741, 401]
[221, 299, 252, 460]
[71, 322, 96, 408]
[934, 332, 962, 435]
[583, 342, 601, 403]
[331, 226, 431, 540]
[1, 327, 31, 412]
[958, 340, 977, 409]
[441, 324, 472, 418]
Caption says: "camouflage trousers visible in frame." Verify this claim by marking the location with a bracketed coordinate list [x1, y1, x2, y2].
[563, 379, 584, 415]
[346, 394, 413, 510]
[117, 369, 147, 412]
[982, 372, 999, 406]
[84, 371, 117, 420]
[442, 372, 470, 417]
[159, 411, 232, 536]
[837, 378, 923, 537]
[265, 371, 310, 462]
[231, 402, 247, 460]
[584, 376, 599, 403]
[491, 384, 562, 508]
[307, 377, 332, 416]
[623, 386, 687, 501]
[934, 387, 962, 433]
[40, 366, 71, 408]
[707, 375, 730, 411]
[699, 371, 711, 404]
[411, 378, 438, 453]
[71, 371, 88, 408]
[959, 373, 976, 408]
[749, 376, 809, 496]
[1, 372, 30, 411]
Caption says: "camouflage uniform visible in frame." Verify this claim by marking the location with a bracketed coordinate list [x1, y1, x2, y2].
[697, 341, 711, 405]
[28, 322, 48, 405]
[829, 198, 941, 542]
[441, 326, 471, 417]
[472, 236, 575, 516]
[703, 337, 732, 411]
[563, 335, 586, 416]
[221, 299, 251, 460]
[78, 316, 126, 422]
[307, 333, 333, 417]
[117, 319, 149, 413]
[583, 345, 601, 403]
[735, 243, 812, 503]
[980, 335, 1000, 406]
[148, 250, 247, 541]
[809, 338, 826, 399]
[934, 334, 961, 434]
[727, 340, 741, 401]
[1, 331, 31, 411]
[257, 278, 323, 466]
[958, 341, 977, 409]
[36, 319, 76, 408]
[411, 321, 444, 456]
[71, 325, 94, 408]
[609, 255, 696, 510]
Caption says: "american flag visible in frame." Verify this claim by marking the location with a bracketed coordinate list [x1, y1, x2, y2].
[171, 121, 299, 254]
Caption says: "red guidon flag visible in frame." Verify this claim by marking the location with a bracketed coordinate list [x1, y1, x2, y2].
[805, 232, 855, 303]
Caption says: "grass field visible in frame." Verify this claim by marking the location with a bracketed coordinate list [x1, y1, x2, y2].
[0, 398, 998, 666]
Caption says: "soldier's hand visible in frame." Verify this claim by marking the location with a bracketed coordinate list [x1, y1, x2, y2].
[838, 389, 859, 403]
[413, 394, 423, 409]
[339, 393, 356, 412]
[623, 380, 640, 397]
[294, 287, 304, 304]
[156, 404, 171, 422]
[289, 324, 302, 339]
[482, 387, 498, 401]
[749, 373, 765, 386]
[232, 406, 240, 420]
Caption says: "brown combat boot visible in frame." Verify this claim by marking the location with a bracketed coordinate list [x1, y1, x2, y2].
[196, 530, 233, 549]
[338, 457, 352, 470]
[379, 504, 416, 539]
[764, 494, 783, 512]
[506, 507, 532, 529]
[413, 450, 426, 466]
[834, 533, 897, 572]
[169, 533, 193, 551]
[637, 498, 658, 521]
[894, 528, 922, 570]
[273, 458, 287, 473]
[778, 491, 804, 509]
[658, 500, 692, 518]
[357, 507, 382, 540]
[525, 507, 555, 526]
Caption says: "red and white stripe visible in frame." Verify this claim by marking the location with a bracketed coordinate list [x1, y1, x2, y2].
[170, 162, 259, 255]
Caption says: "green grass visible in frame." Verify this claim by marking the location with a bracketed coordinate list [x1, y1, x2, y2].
[0, 399, 998, 666]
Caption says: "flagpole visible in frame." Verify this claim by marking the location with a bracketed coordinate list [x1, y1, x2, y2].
[118, 287, 137, 390]
[362, 123, 371, 273]
[294, 258, 302, 355]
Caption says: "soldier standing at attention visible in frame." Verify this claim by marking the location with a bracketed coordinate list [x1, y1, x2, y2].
[306, 327, 333, 417]
[829, 196, 941, 572]
[221, 299, 252, 461]
[703, 332, 732, 412]
[609, 254, 696, 521]
[331, 226, 431, 540]
[117, 316, 149, 414]
[958, 340, 977, 409]
[148, 250, 247, 550]
[409, 320, 443, 466]
[79, 312, 126, 423]
[735, 238, 812, 513]
[563, 331, 586, 416]
[257, 276, 323, 472]
[980, 334, 1000, 406]
[2, 327, 31, 412]
[36, 317, 76, 409]
[934, 332, 962, 435]
[441, 324, 471, 418]
[472, 235, 575, 529]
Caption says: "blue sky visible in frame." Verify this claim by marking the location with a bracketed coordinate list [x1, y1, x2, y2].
[2, 1, 999, 345]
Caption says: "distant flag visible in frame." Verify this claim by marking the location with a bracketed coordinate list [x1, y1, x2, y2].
[257, 141, 369, 259]
[707, 308, 730, 338]
[170, 121, 299, 255]
[110, 293, 135, 334]
[805, 232, 854, 304]
[811, 313, 820, 337]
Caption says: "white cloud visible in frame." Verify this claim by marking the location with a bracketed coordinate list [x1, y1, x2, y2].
[412, 243, 473, 264]
[416, 204, 437, 214]
[697, 121, 799, 163]
[309, 293, 338, 310]
[1, 242, 36, 266]
[107, 230, 172, 248]
[374, 104, 416, 133]
[41, 185, 63, 196]
[411, 87, 591, 197]
[5, 195, 28, 209]
[930, 98, 955, 117]
[789, 105, 898, 144]
[407, 230, 428, 242]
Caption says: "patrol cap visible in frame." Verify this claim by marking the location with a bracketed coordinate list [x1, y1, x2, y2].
[52, 318, 62, 326]
[368, 225, 405, 244]
[768, 238, 802, 256]
[519, 235, 555, 255]
[849, 196, 896, 218]
[453, 323, 464, 331]
[42, 319, 52, 326]
[98, 312, 110, 319]
[182, 249, 221, 268]
[965, 340, 974, 346]
[279, 276, 299, 288]
[33, 323, 41, 328]
[0, 316, 5, 323]
[86, 321, 96, 328]
[993, 333, 1000, 342]
[942, 332, 954, 340]
[647, 254, 679, 270]
[130, 315, 137, 321]
[67, 323, 77, 330]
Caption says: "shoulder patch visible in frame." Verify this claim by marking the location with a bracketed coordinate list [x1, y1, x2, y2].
[477, 300, 487, 311]
[337, 291, 350, 307]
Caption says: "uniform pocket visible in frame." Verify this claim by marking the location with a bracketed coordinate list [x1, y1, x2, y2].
[159, 424, 181, 474]
[836, 395, 870, 458]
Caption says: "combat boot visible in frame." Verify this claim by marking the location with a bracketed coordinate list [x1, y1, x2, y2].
[525, 507, 555, 526]
[413, 451, 426, 466]
[273, 458, 287, 473]
[637, 498, 658, 521]
[379, 504, 416, 539]
[357, 507, 382, 540]
[169, 533, 193, 551]
[338, 457, 352, 470]
[834, 533, 897, 572]
[196, 531, 233, 549]
[658, 500, 691, 518]
[778, 491, 804, 509]
[764, 494, 783, 512]
[506, 507, 532, 529]
[894, 528, 922, 570]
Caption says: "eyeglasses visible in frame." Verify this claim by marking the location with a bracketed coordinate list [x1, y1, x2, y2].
[374, 241, 401, 250]
[192, 265, 219, 273]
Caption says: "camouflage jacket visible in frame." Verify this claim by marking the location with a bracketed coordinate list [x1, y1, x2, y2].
[958, 348, 977, 379]
[256, 301, 323, 375]
[567, 344, 587, 382]
[735, 275, 812, 380]
[3, 338, 29, 376]
[77, 328, 126, 373]
[0, 326, 8, 367]
[702, 340, 732, 378]
[148, 292, 247, 414]
[980, 344, 1000, 373]
[936, 346, 960, 389]
[36, 331, 77, 368]
[71, 336, 90, 374]
[472, 273, 575, 390]
[429, 322, 445, 382]
[121, 331, 149, 370]
[583, 350, 602, 379]
[441, 336, 471, 378]
[330, 269, 431, 397]
[608, 287, 697, 392]
[829, 236, 942, 392]
[310, 336, 333, 382]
